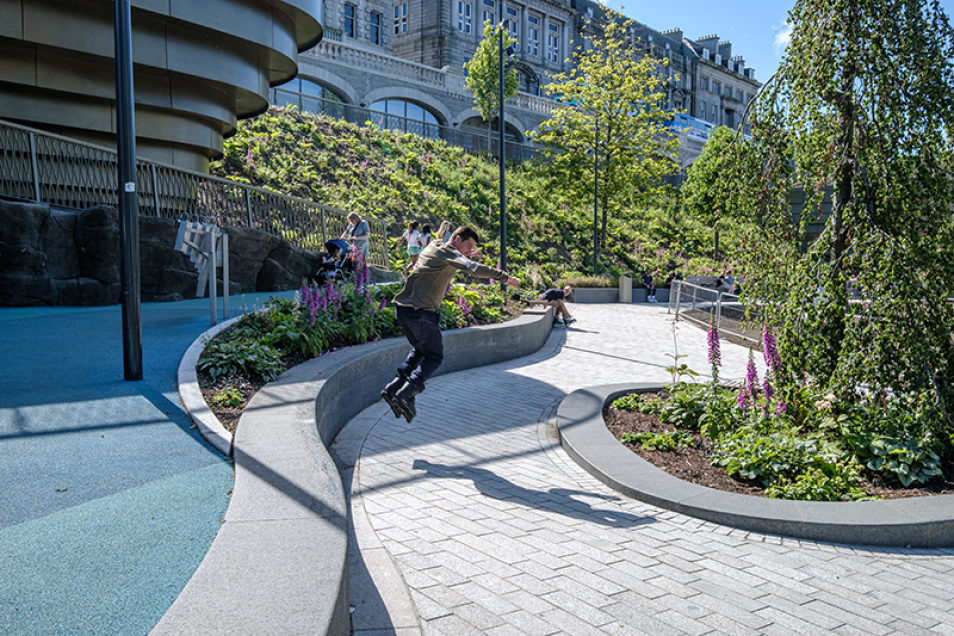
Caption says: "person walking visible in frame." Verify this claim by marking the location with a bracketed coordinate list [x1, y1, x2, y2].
[420, 224, 433, 249]
[398, 221, 423, 275]
[381, 226, 520, 423]
[437, 220, 452, 243]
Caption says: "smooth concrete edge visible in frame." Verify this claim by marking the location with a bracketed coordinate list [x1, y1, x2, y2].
[557, 383, 954, 549]
[155, 307, 555, 636]
[176, 316, 244, 457]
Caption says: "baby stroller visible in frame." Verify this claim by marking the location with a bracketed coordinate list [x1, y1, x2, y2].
[316, 239, 353, 283]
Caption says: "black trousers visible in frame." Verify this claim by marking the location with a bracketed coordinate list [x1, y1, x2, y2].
[396, 305, 444, 391]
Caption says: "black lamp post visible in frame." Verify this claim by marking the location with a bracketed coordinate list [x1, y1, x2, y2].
[593, 114, 599, 276]
[114, 0, 142, 380]
[498, 21, 507, 276]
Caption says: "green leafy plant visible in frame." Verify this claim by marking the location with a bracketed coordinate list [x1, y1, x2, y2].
[212, 388, 245, 408]
[621, 430, 694, 452]
[197, 339, 285, 382]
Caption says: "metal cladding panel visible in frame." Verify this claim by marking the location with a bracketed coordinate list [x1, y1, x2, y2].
[22, 0, 114, 59]
[0, 0, 23, 38]
[0, 0, 323, 170]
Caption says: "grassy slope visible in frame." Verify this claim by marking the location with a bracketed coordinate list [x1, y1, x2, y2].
[210, 106, 738, 287]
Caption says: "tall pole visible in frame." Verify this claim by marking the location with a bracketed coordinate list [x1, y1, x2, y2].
[498, 22, 508, 278]
[114, 0, 142, 380]
[497, 4, 508, 279]
[593, 115, 599, 276]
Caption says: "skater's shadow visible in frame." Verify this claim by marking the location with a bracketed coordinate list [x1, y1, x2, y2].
[412, 459, 654, 528]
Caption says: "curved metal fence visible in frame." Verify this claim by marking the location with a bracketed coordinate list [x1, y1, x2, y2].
[0, 118, 390, 269]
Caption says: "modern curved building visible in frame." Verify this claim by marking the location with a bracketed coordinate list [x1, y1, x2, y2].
[0, 0, 323, 172]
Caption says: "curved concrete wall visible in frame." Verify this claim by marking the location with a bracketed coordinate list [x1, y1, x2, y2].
[155, 308, 553, 636]
[0, 0, 322, 172]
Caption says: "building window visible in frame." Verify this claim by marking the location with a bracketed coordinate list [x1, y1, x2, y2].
[394, 2, 407, 34]
[712, 104, 718, 122]
[547, 23, 560, 63]
[725, 84, 732, 97]
[712, 80, 720, 95]
[482, 0, 495, 26]
[370, 11, 381, 44]
[527, 16, 539, 56]
[505, 7, 518, 44]
[700, 75, 708, 91]
[344, 4, 355, 38]
[737, 89, 744, 101]
[700, 100, 707, 120]
[685, 74, 692, 90]
[457, 1, 472, 34]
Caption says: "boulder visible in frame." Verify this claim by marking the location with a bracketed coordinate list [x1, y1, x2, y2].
[75, 205, 120, 285]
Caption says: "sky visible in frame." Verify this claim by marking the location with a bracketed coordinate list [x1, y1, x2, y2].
[615, 0, 954, 83]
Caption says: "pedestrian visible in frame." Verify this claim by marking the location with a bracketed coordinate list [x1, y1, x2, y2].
[437, 220, 452, 243]
[381, 226, 520, 423]
[397, 221, 423, 275]
[420, 223, 433, 249]
[642, 270, 657, 302]
[341, 212, 370, 260]
[539, 286, 576, 326]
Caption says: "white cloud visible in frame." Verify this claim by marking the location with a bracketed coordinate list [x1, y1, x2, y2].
[773, 20, 792, 56]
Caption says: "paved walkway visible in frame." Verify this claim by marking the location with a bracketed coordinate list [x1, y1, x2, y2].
[339, 303, 954, 636]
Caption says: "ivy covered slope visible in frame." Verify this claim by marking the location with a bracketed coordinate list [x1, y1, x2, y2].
[210, 106, 738, 285]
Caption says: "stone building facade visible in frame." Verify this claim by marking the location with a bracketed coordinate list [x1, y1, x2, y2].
[294, 0, 761, 173]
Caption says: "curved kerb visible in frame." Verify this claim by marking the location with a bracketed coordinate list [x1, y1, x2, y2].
[557, 383, 954, 549]
[152, 306, 554, 636]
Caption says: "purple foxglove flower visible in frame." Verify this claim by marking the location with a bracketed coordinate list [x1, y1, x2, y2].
[762, 325, 781, 373]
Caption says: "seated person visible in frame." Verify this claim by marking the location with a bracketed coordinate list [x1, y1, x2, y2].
[716, 273, 735, 293]
[539, 286, 576, 325]
[316, 245, 343, 283]
[642, 271, 657, 303]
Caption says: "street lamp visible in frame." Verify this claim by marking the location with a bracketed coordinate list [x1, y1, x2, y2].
[593, 114, 599, 276]
[498, 22, 507, 277]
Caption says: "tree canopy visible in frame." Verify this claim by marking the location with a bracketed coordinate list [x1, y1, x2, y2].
[463, 22, 520, 129]
[531, 18, 679, 250]
[739, 0, 954, 437]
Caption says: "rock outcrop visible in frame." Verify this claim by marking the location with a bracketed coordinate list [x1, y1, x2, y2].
[0, 199, 327, 306]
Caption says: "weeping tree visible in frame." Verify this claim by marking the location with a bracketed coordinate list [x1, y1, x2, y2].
[531, 18, 679, 251]
[737, 0, 954, 438]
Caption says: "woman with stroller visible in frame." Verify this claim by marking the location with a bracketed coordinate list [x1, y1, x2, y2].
[341, 212, 370, 261]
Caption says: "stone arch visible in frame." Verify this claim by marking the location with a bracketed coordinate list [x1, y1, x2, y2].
[457, 108, 528, 142]
[362, 87, 453, 126]
[292, 62, 360, 105]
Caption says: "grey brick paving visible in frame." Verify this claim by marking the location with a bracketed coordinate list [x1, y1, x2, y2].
[339, 304, 954, 636]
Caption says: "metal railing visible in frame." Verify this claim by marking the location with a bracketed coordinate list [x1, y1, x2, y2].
[668, 280, 759, 345]
[270, 88, 544, 163]
[0, 118, 389, 269]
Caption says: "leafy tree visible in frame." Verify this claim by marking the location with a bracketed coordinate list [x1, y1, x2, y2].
[531, 17, 679, 251]
[463, 21, 520, 152]
[740, 0, 954, 440]
[681, 125, 758, 257]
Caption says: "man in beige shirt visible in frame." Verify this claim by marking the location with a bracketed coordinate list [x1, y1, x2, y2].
[381, 226, 520, 422]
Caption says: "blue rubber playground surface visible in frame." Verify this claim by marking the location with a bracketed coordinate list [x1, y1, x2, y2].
[0, 293, 290, 636]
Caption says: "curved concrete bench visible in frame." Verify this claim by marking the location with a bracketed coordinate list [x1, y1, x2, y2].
[557, 383, 954, 548]
[152, 308, 553, 636]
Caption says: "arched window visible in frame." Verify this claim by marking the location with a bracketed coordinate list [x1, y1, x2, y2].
[275, 78, 345, 118]
[369, 99, 440, 138]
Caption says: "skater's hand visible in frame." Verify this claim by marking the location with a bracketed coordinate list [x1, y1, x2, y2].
[505, 276, 520, 288]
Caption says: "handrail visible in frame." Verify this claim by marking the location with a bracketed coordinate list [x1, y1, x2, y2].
[0, 118, 390, 269]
